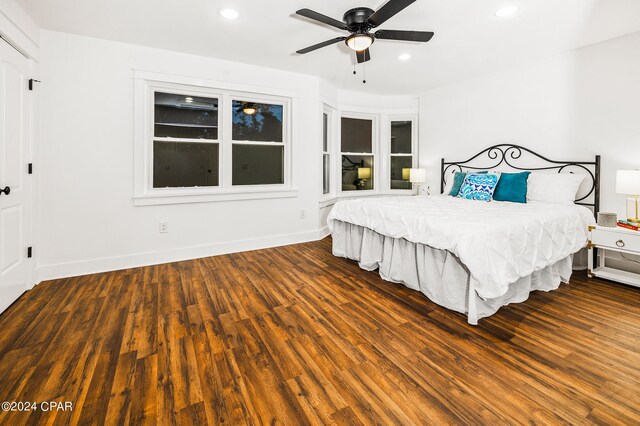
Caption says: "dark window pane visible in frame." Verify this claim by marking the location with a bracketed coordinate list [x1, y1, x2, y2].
[391, 156, 412, 190]
[153, 141, 219, 188]
[341, 118, 372, 153]
[342, 155, 373, 191]
[323, 154, 330, 194]
[323, 113, 328, 152]
[391, 121, 412, 154]
[154, 92, 218, 139]
[233, 144, 284, 185]
[232, 101, 283, 142]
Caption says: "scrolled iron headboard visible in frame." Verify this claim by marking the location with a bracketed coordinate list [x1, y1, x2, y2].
[440, 144, 600, 217]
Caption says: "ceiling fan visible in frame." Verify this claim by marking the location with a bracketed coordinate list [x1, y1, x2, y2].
[295, 0, 434, 64]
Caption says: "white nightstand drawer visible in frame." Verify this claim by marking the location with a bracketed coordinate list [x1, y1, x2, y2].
[591, 228, 640, 252]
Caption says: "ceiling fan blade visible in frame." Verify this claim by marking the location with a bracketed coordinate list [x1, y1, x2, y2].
[375, 30, 434, 42]
[356, 48, 371, 64]
[296, 9, 347, 30]
[296, 37, 346, 54]
[367, 0, 416, 27]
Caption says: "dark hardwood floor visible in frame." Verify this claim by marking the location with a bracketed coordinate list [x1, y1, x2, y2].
[0, 237, 639, 425]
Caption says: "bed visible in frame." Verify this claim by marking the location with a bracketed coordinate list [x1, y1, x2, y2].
[327, 145, 600, 324]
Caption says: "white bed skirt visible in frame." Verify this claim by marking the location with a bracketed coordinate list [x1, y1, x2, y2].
[331, 220, 573, 324]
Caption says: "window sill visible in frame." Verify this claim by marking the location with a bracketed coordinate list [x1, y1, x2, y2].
[133, 188, 299, 206]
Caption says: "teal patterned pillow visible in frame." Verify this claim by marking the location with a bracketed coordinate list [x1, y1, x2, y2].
[457, 172, 501, 201]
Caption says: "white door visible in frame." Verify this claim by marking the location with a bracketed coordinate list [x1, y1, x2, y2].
[0, 38, 33, 314]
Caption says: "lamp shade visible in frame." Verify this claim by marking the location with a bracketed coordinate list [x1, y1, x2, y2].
[409, 168, 426, 183]
[402, 168, 411, 180]
[616, 170, 640, 195]
[357, 167, 371, 179]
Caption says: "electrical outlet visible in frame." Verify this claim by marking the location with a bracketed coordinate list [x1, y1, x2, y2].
[159, 222, 169, 233]
[300, 209, 306, 219]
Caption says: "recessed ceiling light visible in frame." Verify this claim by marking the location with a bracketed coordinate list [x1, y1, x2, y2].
[220, 8, 239, 20]
[495, 5, 519, 17]
[398, 53, 411, 61]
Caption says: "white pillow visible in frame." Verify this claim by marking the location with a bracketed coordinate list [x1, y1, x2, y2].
[526, 173, 585, 205]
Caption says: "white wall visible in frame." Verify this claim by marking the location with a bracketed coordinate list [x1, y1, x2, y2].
[419, 30, 640, 218]
[37, 30, 324, 280]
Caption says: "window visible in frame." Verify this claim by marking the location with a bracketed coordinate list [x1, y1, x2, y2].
[322, 112, 330, 195]
[231, 100, 284, 185]
[341, 117, 374, 191]
[153, 92, 219, 188]
[134, 72, 295, 205]
[390, 121, 413, 190]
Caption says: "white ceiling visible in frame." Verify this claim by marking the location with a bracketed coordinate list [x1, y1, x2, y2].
[16, 0, 640, 95]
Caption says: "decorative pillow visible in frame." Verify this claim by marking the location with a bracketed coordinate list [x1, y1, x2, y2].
[447, 171, 488, 196]
[493, 171, 531, 203]
[448, 172, 467, 196]
[457, 172, 501, 201]
[527, 173, 585, 205]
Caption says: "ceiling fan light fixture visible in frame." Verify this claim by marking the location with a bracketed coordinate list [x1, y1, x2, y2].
[243, 106, 257, 115]
[346, 34, 373, 51]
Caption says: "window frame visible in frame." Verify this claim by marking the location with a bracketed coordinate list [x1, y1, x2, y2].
[387, 115, 418, 193]
[133, 71, 297, 206]
[339, 112, 378, 195]
[321, 105, 335, 198]
[151, 86, 222, 190]
[228, 94, 288, 187]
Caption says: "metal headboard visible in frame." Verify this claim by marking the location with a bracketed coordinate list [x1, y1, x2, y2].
[440, 144, 600, 217]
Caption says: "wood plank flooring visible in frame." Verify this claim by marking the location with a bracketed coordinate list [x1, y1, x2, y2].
[0, 237, 639, 425]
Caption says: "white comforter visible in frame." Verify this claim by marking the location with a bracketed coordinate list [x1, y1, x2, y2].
[327, 196, 595, 299]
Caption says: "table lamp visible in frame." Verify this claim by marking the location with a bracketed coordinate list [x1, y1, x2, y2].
[616, 170, 640, 223]
[402, 168, 411, 181]
[409, 168, 426, 195]
[357, 167, 371, 189]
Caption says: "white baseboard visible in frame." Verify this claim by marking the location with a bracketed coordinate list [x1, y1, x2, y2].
[318, 226, 330, 239]
[36, 227, 332, 282]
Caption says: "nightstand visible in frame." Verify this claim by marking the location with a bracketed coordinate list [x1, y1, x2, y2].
[588, 225, 640, 287]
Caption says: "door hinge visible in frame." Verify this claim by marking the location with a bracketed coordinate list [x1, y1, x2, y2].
[28, 79, 41, 90]
[27, 247, 32, 258]
[28, 163, 33, 174]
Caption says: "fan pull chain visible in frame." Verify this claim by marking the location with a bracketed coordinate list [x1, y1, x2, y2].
[353, 53, 357, 75]
[363, 61, 366, 84]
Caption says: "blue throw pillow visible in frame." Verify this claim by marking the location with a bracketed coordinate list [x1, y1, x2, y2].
[448, 172, 467, 196]
[493, 171, 530, 203]
[457, 172, 501, 201]
[448, 171, 487, 196]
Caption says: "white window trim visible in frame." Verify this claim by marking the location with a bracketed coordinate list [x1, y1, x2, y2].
[339, 111, 378, 196]
[386, 114, 418, 194]
[321, 104, 335, 200]
[133, 70, 297, 206]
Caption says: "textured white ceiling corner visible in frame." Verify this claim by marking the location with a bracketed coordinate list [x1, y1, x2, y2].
[15, 0, 640, 94]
